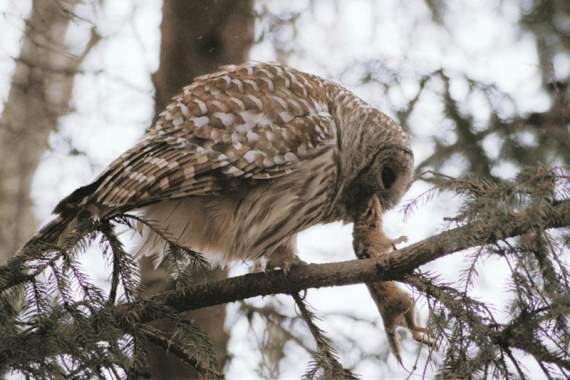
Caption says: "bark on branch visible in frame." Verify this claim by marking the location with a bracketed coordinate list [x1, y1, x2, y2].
[2, 200, 569, 366]
[120, 199, 570, 324]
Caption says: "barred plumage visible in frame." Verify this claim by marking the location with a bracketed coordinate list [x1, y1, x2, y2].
[23, 62, 414, 267]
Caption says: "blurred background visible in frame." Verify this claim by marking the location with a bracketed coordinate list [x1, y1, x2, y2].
[0, 0, 568, 378]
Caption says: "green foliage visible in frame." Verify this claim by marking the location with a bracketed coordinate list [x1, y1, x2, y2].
[0, 214, 218, 379]
[292, 294, 359, 380]
[405, 166, 570, 378]
[138, 320, 223, 379]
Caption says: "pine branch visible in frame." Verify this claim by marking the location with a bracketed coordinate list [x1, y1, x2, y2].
[118, 199, 570, 322]
[405, 273, 570, 375]
[1, 199, 569, 369]
[292, 293, 357, 379]
[139, 324, 223, 379]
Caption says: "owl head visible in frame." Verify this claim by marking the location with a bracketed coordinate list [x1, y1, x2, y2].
[342, 110, 414, 218]
[356, 146, 413, 209]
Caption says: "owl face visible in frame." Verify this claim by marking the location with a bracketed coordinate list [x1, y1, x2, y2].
[345, 145, 413, 218]
[371, 147, 414, 210]
[340, 108, 414, 214]
[357, 146, 414, 210]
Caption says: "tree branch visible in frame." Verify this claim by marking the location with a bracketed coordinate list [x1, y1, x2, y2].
[2, 200, 569, 366]
[139, 324, 224, 378]
[119, 199, 570, 323]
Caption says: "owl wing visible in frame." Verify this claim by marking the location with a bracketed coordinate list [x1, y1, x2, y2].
[93, 63, 337, 209]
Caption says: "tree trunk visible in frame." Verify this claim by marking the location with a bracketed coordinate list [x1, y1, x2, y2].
[142, 0, 254, 378]
[153, 0, 255, 112]
[0, 0, 98, 263]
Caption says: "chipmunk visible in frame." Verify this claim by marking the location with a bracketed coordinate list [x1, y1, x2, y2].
[353, 195, 434, 365]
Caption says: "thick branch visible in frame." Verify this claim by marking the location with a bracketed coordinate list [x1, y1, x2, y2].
[3, 200, 569, 366]
[121, 199, 570, 323]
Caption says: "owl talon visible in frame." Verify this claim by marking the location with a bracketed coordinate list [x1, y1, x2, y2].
[391, 235, 408, 250]
[395, 235, 408, 244]
[265, 246, 307, 274]
[266, 253, 305, 274]
[264, 239, 305, 274]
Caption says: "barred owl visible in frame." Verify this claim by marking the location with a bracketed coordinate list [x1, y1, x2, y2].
[24, 63, 414, 266]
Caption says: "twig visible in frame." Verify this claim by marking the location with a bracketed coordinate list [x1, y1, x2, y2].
[117, 199, 570, 322]
[2, 200, 569, 366]
[139, 324, 224, 379]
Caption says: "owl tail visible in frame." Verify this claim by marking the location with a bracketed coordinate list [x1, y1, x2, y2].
[18, 179, 103, 257]
[18, 214, 78, 257]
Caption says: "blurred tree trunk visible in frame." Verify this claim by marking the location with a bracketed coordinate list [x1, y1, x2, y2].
[0, 0, 98, 263]
[153, 0, 255, 112]
[141, 0, 254, 378]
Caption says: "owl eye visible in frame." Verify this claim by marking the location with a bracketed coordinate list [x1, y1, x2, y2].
[381, 166, 397, 190]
